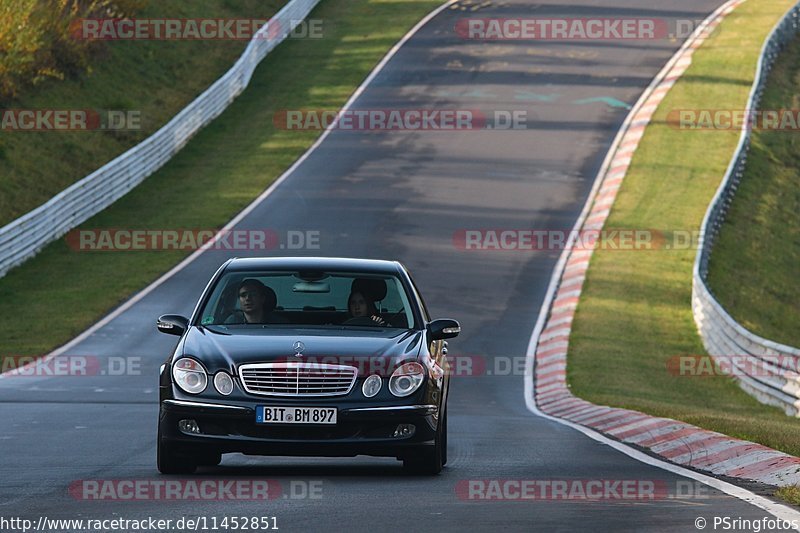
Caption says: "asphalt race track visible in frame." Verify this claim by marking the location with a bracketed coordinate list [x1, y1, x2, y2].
[0, 1, 788, 531]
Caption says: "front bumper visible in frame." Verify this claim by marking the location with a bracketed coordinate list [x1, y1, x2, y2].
[159, 399, 439, 458]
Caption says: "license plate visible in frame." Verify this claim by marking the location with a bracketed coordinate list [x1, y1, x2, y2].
[256, 406, 337, 425]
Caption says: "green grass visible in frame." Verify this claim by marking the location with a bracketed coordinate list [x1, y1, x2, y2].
[0, 0, 443, 359]
[705, 35, 800, 348]
[568, 0, 800, 458]
[0, 0, 287, 227]
[775, 485, 800, 506]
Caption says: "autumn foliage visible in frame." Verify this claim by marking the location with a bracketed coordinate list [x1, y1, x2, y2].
[0, 0, 147, 100]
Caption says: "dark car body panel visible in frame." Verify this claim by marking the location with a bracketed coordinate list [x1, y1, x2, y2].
[179, 327, 425, 372]
[158, 257, 453, 461]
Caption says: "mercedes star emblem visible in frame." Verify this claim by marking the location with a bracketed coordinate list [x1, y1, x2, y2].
[293, 341, 305, 357]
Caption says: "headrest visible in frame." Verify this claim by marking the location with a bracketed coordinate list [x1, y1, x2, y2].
[263, 286, 277, 313]
[351, 278, 387, 302]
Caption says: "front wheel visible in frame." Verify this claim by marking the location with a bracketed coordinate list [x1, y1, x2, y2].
[196, 452, 222, 467]
[157, 420, 198, 475]
[442, 408, 448, 466]
[403, 410, 445, 475]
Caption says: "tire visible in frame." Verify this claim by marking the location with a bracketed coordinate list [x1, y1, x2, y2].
[441, 408, 448, 467]
[196, 453, 222, 467]
[403, 408, 445, 475]
[157, 420, 198, 475]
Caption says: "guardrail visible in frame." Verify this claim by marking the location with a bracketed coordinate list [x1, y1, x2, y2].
[0, 0, 321, 279]
[693, 2, 800, 416]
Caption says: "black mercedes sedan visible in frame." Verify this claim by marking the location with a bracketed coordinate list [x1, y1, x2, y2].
[156, 257, 460, 474]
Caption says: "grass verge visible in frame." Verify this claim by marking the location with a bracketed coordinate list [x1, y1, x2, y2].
[0, 0, 286, 227]
[706, 34, 800, 348]
[775, 485, 800, 506]
[568, 0, 800, 458]
[0, 0, 443, 359]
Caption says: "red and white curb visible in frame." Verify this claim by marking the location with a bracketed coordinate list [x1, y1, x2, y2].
[529, 0, 800, 487]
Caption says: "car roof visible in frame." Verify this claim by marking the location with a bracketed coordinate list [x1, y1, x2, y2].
[224, 257, 404, 275]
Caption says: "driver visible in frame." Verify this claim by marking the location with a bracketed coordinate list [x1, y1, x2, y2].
[226, 279, 281, 324]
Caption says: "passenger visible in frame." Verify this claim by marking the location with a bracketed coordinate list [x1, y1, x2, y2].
[347, 291, 387, 326]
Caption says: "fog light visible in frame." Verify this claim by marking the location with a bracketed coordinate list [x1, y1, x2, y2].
[179, 419, 201, 434]
[392, 424, 416, 438]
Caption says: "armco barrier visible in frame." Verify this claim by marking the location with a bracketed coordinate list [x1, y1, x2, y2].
[0, 0, 321, 279]
[692, 3, 800, 416]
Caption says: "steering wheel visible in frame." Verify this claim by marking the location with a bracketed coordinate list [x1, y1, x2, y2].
[385, 307, 405, 324]
[224, 310, 253, 324]
[342, 316, 384, 326]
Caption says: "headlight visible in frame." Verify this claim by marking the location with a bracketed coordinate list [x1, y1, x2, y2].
[389, 362, 425, 397]
[213, 371, 234, 395]
[362, 374, 382, 398]
[172, 357, 207, 394]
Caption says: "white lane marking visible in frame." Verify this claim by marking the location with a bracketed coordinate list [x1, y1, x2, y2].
[0, 0, 460, 379]
[522, 0, 800, 524]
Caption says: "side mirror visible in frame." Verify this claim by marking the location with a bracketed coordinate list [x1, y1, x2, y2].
[157, 314, 188, 336]
[428, 318, 461, 340]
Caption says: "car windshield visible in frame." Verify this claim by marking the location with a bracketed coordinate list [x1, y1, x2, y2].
[198, 270, 415, 329]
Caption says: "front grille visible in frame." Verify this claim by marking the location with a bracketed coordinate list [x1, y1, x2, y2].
[238, 362, 357, 397]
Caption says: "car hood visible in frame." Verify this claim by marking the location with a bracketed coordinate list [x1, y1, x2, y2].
[179, 326, 425, 373]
